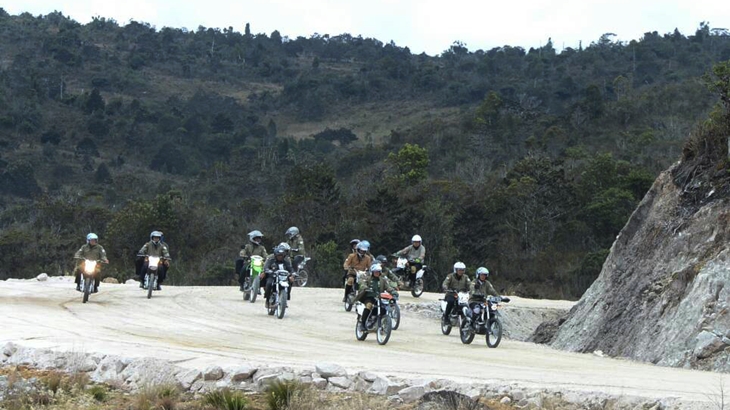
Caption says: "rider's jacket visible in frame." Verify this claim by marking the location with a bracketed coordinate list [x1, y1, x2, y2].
[469, 279, 498, 302]
[442, 272, 471, 292]
[355, 275, 395, 302]
[74, 243, 109, 264]
[343, 253, 373, 272]
[287, 234, 306, 258]
[138, 240, 170, 259]
[397, 244, 426, 261]
[263, 257, 293, 276]
[240, 242, 268, 259]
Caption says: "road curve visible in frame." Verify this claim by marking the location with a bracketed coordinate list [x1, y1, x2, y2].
[1, 278, 726, 405]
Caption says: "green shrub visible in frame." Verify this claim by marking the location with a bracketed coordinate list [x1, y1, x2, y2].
[88, 385, 108, 402]
[202, 388, 249, 410]
[265, 379, 306, 410]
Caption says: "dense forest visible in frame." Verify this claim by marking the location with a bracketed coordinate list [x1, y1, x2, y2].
[1, 9, 729, 299]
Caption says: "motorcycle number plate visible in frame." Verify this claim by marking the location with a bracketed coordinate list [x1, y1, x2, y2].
[280, 282, 289, 287]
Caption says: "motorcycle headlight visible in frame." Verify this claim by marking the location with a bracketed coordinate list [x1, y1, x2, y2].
[84, 260, 97, 274]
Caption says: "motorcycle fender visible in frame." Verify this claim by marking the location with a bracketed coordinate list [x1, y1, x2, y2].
[280, 281, 289, 287]
[415, 269, 425, 279]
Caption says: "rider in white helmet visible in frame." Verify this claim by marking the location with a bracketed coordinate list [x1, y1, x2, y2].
[441, 261, 471, 321]
[73, 233, 109, 293]
[396, 234, 426, 286]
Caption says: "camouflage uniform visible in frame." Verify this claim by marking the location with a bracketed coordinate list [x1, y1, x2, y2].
[73, 243, 108, 288]
[287, 234, 306, 272]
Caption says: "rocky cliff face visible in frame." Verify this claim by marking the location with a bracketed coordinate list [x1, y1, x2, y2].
[550, 160, 730, 372]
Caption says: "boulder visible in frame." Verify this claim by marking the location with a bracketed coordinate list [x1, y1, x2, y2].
[91, 355, 129, 383]
[328, 376, 352, 390]
[125, 279, 138, 285]
[369, 376, 404, 396]
[398, 385, 426, 402]
[102, 277, 119, 284]
[203, 366, 224, 381]
[36, 273, 49, 281]
[694, 331, 725, 359]
[231, 365, 258, 382]
[175, 369, 202, 390]
[120, 358, 181, 389]
[315, 362, 346, 378]
[311, 377, 327, 389]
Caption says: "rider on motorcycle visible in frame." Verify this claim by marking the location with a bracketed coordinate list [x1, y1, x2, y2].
[137, 231, 171, 290]
[74, 233, 109, 293]
[262, 246, 294, 308]
[354, 263, 395, 332]
[348, 239, 360, 254]
[285, 226, 306, 271]
[470, 267, 498, 301]
[441, 262, 471, 321]
[396, 235, 426, 287]
[342, 241, 373, 302]
[238, 230, 268, 291]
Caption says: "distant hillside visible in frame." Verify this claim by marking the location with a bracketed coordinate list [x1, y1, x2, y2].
[1, 9, 729, 299]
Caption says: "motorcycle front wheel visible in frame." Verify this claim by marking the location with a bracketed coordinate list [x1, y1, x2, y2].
[268, 294, 276, 316]
[486, 318, 503, 348]
[389, 303, 401, 330]
[82, 278, 91, 304]
[355, 317, 368, 341]
[376, 315, 392, 345]
[250, 276, 260, 303]
[277, 288, 287, 319]
[147, 274, 155, 299]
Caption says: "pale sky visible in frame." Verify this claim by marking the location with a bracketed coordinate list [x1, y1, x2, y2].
[2, 1, 729, 56]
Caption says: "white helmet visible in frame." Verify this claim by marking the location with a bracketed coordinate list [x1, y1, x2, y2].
[86, 233, 98, 243]
[453, 261, 466, 273]
[411, 234, 422, 242]
[476, 267, 490, 277]
[370, 263, 383, 275]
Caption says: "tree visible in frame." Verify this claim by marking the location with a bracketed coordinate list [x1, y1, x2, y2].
[84, 88, 105, 114]
[387, 143, 429, 183]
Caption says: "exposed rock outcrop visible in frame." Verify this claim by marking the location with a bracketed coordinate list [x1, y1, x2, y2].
[550, 162, 730, 372]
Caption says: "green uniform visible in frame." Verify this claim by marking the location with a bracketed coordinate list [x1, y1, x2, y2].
[240, 243, 268, 259]
[74, 244, 108, 263]
[138, 240, 171, 259]
[442, 272, 471, 292]
[287, 234, 306, 258]
[470, 279, 498, 302]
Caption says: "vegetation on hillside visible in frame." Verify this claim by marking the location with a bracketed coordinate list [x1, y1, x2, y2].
[1, 9, 729, 298]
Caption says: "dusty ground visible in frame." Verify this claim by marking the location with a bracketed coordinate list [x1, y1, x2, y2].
[1, 278, 728, 406]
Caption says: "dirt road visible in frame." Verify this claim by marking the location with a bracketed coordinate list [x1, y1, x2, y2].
[1, 278, 727, 405]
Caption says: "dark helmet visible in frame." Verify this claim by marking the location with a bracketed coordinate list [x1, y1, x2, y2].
[285, 226, 299, 239]
[274, 246, 287, 257]
[376, 255, 388, 265]
[150, 230, 163, 241]
[350, 239, 360, 247]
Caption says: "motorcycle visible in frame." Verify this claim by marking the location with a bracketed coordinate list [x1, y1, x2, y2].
[344, 269, 367, 312]
[265, 269, 293, 319]
[460, 296, 510, 348]
[243, 255, 265, 302]
[140, 255, 167, 299]
[292, 255, 310, 287]
[439, 290, 470, 335]
[391, 254, 426, 297]
[354, 292, 393, 345]
[80, 259, 99, 304]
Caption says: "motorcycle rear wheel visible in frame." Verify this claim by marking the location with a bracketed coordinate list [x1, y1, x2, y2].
[295, 270, 308, 287]
[344, 293, 355, 312]
[441, 315, 452, 335]
[267, 294, 276, 316]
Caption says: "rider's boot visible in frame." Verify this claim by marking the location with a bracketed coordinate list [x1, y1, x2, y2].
[76, 283, 81, 292]
[156, 284, 162, 291]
